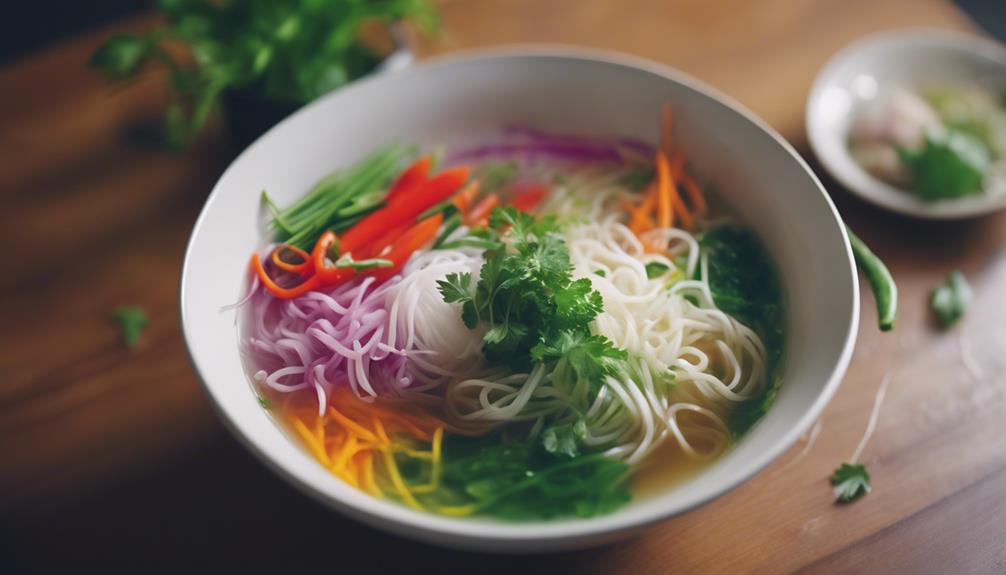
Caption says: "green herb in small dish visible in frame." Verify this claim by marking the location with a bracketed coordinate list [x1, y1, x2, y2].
[898, 129, 989, 200]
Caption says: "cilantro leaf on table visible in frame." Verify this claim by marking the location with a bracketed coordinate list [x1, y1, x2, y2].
[898, 129, 989, 201]
[831, 462, 871, 503]
[930, 270, 971, 329]
[112, 306, 148, 348]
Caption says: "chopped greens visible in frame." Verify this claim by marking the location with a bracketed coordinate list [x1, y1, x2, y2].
[931, 270, 971, 329]
[645, 261, 671, 279]
[700, 226, 786, 435]
[334, 254, 393, 271]
[831, 462, 871, 503]
[898, 129, 989, 200]
[257, 395, 273, 410]
[540, 419, 588, 458]
[112, 306, 148, 348]
[430, 434, 631, 520]
[438, 206, 626, 382]
[265, 144, 413, 250]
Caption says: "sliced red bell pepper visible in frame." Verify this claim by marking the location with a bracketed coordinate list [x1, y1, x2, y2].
[311, 231, 354, 284]
[361, 221, 412, 259]
[509, 183, 548, 212]
[386, 156, 432, 202]
[339, 167, 469, 254]
[366, 213, 444, 283]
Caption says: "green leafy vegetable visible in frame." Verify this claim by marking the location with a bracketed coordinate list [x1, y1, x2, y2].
[89, 34, 154, 80]
[257, 395, 273, 410]
[531, 332, 627, 387]
[540, 420, 587, 458]
[700, 226, 786, 435]
[931, 270, 971, 329]
[593, 269, 607, 278]
[429, 435, 631, 519]
[645, 261, 670, 279]
[437, 206, 625, 382]
[112, 306, 148, 348]
[334, 254, 393, 270]
[831, 462, 871, 503]
[89, 0, 438, 146]
[898, 129, 989, 200]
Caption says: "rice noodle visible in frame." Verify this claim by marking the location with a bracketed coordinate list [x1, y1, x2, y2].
[439, 173, 769, 464]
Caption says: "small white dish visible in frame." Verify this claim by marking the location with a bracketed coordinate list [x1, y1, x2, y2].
[807, 29, 1006, 219]
[181, 47, 859, 552]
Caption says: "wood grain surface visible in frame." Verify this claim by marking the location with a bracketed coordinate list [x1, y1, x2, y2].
[3, 1, 1005, 573]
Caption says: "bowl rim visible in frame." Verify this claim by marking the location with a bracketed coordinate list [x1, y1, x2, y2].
[180, 44, 860, 551]
[806, 27, 1006, 220]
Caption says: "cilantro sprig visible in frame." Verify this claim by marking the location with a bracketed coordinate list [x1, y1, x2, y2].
[437, 207, 626, 384]
[831, 462, 871, 503]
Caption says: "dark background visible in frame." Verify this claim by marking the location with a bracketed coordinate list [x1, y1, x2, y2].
[3, 0, 1006, 65]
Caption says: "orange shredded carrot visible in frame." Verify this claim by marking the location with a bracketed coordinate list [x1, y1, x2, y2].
[291, 416, 331, 467]
[661, 103, 674, 157]
[466, 193, 499, 226]
[655, 152, 675, 229]
[679, 172, 707, 217]
[328, 406, 378, 443]
[452, 180, 480, 214]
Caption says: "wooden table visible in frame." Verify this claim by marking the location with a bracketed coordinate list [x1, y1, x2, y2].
[4, 1, 1005, 572]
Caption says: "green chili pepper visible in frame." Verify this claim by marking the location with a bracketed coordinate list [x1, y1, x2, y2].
[847, 228, 897, 332]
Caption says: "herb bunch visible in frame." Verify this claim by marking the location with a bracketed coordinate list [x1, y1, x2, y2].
[90, 0, 436, 147]
[437, 207, 627, 386]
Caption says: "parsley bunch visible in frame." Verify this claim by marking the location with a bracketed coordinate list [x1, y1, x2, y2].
[437, 207, 626, 385]
[90, 0, 436, 147]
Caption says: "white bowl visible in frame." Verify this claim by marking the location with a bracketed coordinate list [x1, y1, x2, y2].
[181, 48, 859, 552]
[807, 29, 1006, 219]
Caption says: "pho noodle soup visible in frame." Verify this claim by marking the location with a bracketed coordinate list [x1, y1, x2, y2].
[238, 107, 785, 520]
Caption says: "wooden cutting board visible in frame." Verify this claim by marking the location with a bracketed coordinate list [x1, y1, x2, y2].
[3, 1, 1005, 572]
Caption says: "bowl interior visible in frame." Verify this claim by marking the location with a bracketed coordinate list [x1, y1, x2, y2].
[807, 29, 1006, 219]
[182, 49, 858, 552]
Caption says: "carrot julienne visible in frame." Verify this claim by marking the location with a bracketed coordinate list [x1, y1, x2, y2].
[466, 193, 499, 226]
